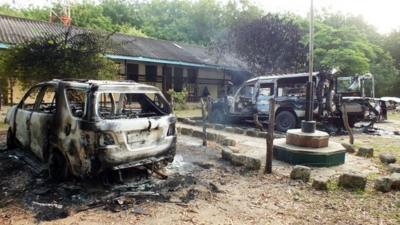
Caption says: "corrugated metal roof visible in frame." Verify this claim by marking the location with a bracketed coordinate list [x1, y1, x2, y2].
[0, 14, 247, 71]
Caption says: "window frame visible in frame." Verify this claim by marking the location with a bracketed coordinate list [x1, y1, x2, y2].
[18, 85, 43, 112]
[35, 85, 57, 114]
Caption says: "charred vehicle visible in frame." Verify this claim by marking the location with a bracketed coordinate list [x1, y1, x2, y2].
[5, 80, 176, 180]
[209, 72, 380, 132]
[336, 74, 387, 125]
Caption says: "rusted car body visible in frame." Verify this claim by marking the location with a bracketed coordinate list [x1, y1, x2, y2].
[210, 72, 382, 132]
[5, 80, 176, 180]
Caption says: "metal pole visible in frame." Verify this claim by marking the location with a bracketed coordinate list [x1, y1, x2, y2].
[306, 0, 315, 121]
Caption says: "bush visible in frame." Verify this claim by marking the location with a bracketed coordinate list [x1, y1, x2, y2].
[167, 88, 188, 110]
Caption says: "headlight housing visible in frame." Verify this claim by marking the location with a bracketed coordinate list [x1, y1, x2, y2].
[98, 133, 115, 146]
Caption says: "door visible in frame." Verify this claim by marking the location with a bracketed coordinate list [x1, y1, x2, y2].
[256, 83, 274, 114]
[29, 85, 57, 160]
[15, 86, 41, 149]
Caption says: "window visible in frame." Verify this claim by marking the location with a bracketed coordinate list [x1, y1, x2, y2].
[67, 89, 87, 118]
[20, 86, 41, 111]
[97, 92, 171, 120]
[37, 86, 56, 114]
[187, 69, 197, 83]
[238, 85, 254, 98]
[145, 65, 157, 82]
[127, 63, 139, 81]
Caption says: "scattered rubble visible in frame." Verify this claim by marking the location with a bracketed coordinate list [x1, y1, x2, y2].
[390, 173, 400, 190]
[356, 147, 374, 158]
[290, 165, 311, 182]
[338, 172, 367, 190]
[379, 153, 397, 164]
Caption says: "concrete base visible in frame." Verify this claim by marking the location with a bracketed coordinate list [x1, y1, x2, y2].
[286, 129, 329, 148]
[274, 138, 346, 167]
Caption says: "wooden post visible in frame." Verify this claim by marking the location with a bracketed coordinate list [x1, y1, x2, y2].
[253, 113, 264, 131]
[200, 97, 207, 146]
[341, 104, 354, 144]
[265, 98, 275, 174]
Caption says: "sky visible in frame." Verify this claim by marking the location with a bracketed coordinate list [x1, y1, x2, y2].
[1, 0, 400, 33]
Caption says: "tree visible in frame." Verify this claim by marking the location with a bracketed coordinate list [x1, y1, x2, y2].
[228, 14, 308, 74]
[1, 28, 118, 92]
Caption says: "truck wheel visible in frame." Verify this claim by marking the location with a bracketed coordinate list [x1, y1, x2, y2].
[275, 111, 296, 132]
[210, 109, 225, 124]
[48, 150, 69, 181]
[6, 128, 16, 150]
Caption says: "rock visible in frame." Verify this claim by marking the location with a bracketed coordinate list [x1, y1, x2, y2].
[379, 152, 397, 164]
[338, 172, 367, 190]
[341, 142, 356, 153]
[234, 128, 245, 134]
[374, 176, 392, 192]
[206, 132, 217, 141]
[257, 132, 268, 138]
[356, 147, 374, 158]
[394, 130, 400, 135]
[220, 147, 261, 170]
[221, 138, 236, 147]
[224, 127, 235, 133]
[192, 130, 205, 138]
[214, 124, 224, 130]
[290, 165, 311, 182]
[312, 177, 329, 190]
[186, 119, 196, 125]
[388, 164, 400, 173]
[390, 173, 400, 190]
[181, 127, 193, 136]
[246, 130, 258, 137]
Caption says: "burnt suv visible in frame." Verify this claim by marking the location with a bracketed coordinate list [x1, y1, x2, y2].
[5, 79, 176, 180]
[210, 72, 381, 132]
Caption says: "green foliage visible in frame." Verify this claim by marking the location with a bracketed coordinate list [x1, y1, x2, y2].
[167, 88, 188, 110]
[1, 29, 118, 89]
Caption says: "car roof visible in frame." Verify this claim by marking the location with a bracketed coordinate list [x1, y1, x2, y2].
[41, 79, 161, 92]
[245, 72, 319, 84]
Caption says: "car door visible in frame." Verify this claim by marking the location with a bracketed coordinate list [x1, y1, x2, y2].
[29, 85, 57, 160]
[14, 86, 42, 149]
[256, 82, 274, 114]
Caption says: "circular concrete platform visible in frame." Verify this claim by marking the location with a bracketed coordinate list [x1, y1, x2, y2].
[286, 129, 329, 148]
[274, 138, 346, 167]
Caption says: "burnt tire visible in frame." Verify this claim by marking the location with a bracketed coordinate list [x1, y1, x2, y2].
[275, 111, 296, 132]
[210, 109, 225, 124]
[48, 151, 69, 182]
[6, 128, 16, 150]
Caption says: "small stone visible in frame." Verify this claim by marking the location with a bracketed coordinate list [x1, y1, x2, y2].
[290, 165, 311, 182]
[312, 177, 329, 190]
[214, 124, 224, 130]
[379, 152, 397, 164]
[374, 176, 392, 192]
[390, 173, 400, 190]
[356, 147, 374, 158]
[388, 164, 400, 173]
[181, 127, 193, 136]
[206, 133, 217, 141]
[246, 130, 258, 137]
[192, 130, 205, 138]
[224, 127, 235, 133]
[234, 128, 245, 134]
[257, 132, 268, 138]
[394, 130, 400, 135]
[341, 142, 356, 153]
[338, 172, 367, 190]
[222, 138, 236, 146]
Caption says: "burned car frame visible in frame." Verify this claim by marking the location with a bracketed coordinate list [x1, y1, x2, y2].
[5, 79, 176, 180]
[210, 72, 383, 132]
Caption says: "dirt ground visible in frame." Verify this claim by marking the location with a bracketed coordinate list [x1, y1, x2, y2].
[0, 109, 400, 224]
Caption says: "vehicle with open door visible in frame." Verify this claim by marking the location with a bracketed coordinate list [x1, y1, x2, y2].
[5, 79, 176, 181]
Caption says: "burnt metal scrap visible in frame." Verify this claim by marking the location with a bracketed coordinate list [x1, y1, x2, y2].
[209, 72, 387, 132]
[5, 79, 177, 180]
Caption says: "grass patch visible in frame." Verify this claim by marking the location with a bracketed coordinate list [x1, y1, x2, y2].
[175, 109, 202, 118]
[354, 136, 400, 160]
[0, 122, 7, 130]
[388, 112, 400, 121]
